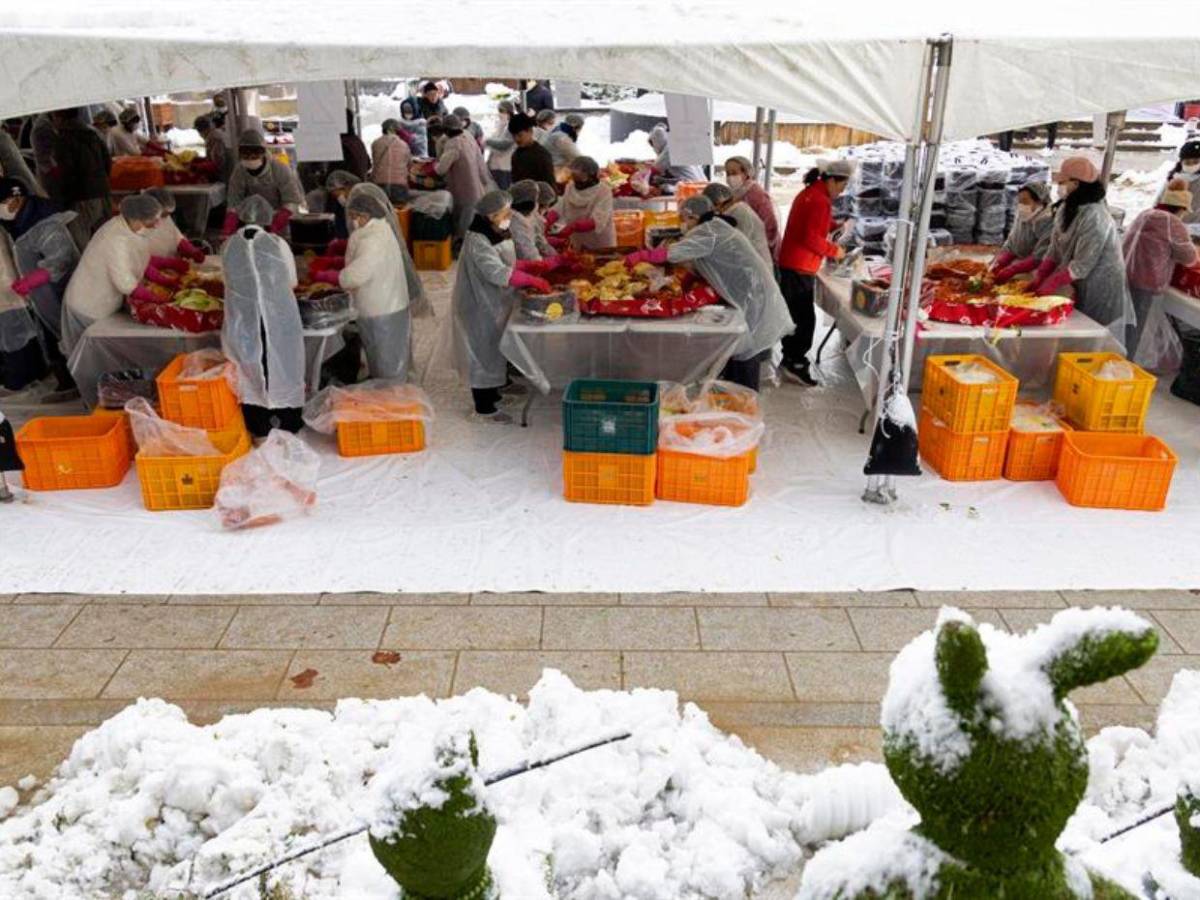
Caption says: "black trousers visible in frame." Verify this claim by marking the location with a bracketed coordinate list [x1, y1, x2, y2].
[0, 337, 46, 391]
[242, 404, 304, 438]
[720, 350, 768, 392]
[472, 387, 501, 414]
[779, 269, 817, 365]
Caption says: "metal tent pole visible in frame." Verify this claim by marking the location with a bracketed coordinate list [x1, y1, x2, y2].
[1100, 110, 1126, 186]
[763, 109, 778, 192]
[751, 106, 765, 182]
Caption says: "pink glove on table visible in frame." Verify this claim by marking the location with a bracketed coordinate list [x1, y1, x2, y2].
[514, 258, 552, 274]
[129, 285, 166, 304]
[177, 239, 205, 263]
[312, 270, 342, 287]
[326, 238, 348, 255]
[1027, 256, 1057, 292]
[990, 250, 1015, 273]
[269, 208, 293, 235]
[10, 268, 51, 296]
[150, 255, 189, 274]
[570, 217, 596, 234]
[1036, 267, 1074, 297]
[144, 266, 180, 288]
[543, 209, 560, 229]
[221, 210, 239, 238]
[624, 245, 670, 268]
[508, 269, 551, 292]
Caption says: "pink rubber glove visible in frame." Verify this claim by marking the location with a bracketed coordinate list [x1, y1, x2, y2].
[269, 208, 293, 235]
[543, 254, 566, 272]
[326, 238, 348, 255]
[144, 266, 180, 288]
[1036, 267, 1074, 297]
[508, 269, 552, 292]
[571, 216, 596, 234]
[221, 210, 239, 238]
[312, 270, 342, 287]
[547, 235, 568, 250]
[309, 255, 345, 272]
[129, 285, 167, 304]
[543, 209, 560, 229]
[514, 259, 552, 274]
[177, 239, 205, 263]
[150, 255, 189, 274]
[990, 250, 1015, 273]
[624, 245, 670, 268]
[994, 256, 1040, 284]
[1027, 257, 1057, 292]
[10, 268, 51, 296]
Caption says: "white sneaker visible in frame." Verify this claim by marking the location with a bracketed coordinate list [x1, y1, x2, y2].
[472, 410, 513, 424]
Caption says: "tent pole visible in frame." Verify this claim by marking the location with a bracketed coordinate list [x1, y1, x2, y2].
[751, 106, 765, 182]
[1100, 110, 1126, 186]
[763, 109, 778, 192]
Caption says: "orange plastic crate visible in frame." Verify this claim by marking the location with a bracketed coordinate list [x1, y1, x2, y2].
[156, 354, 240, 430]
[656, 449, 751, 506]
[674, 182, 708, 202]
[1052, 352, 1156, 433]
[563, 450, 655, 506]
[922, 355, 1018, 433]
[336, 417, 426, 457]
[1055, 432, 1177, 511]
[136, 419, 251, 511]
[918, 408, 1007, 481]
[90, 407, 136, 463]
[394, 206, 412, 245]
[17, 416, 132, 491]
[1004, 404, 1071, 482]
[642, 210, 681, 229]
[413, 238, 452, 271]
[612, 211, 645, 248]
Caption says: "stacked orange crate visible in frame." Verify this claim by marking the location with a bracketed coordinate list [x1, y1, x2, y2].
[918, 355, 1017, 481]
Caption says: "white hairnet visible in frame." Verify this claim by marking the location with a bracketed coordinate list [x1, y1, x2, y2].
[725, 155, 756, 177]
[569, 156, 600, 179]
[648, 125, 669, 153]
[702, 183, 734, 205]
[237, 195, 275, 227]
[347, 182, 428, 319]
[238, 130, 267, 151]
[476, 190, 512, 218]
[537, 182, 557, 207]
[347, 186, 391, 220]
[679, 196, 714, 220]
[325, 170, 361, 192]
[143, 187, 176, 213]
[120, 193, 163, 223]
[510, 180, 539, 206]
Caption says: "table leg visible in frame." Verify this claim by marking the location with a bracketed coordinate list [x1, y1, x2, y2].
[521, 391, 535, 428]
[859, 408, 870, 435]
[815, 323, 837, 365]
[309, 337, 328, 394]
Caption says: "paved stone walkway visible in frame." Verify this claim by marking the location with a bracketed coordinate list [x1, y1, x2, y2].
[1, 589, 1196, 791]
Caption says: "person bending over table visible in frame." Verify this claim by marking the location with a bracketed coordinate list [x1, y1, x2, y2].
[623, 195, 793, 392]
[61, 193, 164, 356]
[991, 180, 1053, 283]
[141, 187, 207, 266]
[703, 182, 772, 266]
[221, 130, 303, 239]
[221, 196, 306, 438]
[509, 179, 556, 261]
[546, 157, 615, 252]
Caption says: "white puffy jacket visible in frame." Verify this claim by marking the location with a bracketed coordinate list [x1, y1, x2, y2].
[338, 215, 409, 316]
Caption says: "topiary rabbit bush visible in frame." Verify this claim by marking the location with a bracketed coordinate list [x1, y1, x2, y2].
[799, 606, 1158, 900]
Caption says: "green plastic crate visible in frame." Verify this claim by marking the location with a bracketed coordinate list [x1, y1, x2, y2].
[563, 379, 659, 455]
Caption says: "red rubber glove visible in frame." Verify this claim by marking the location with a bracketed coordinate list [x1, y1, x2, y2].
[990, 250, 1015, 273]
[1036, 267, 1074, 298]
[10, 268, 51, 296]
[221, 210, 239, 238]
[994, 256, 1040, 284]
[571, 216, 596, 234]
[309, 255, 345, 272]
[129, 285, 167, 304]
[150, 255, 189, 274]
[543, 254, 566, 272]
[144, 266, 180, 288]
[514, 259, 552, 274]
[177, 239, 205, 263]
[326, 238, 348, 255]
[269, 208, 293, 235]
[508, 269, 551, 292]
[624, 245, 670, 268]
[1027, 257, 1057, 292]
[547, 235, 568, 250]
[543, 209, 560, 229]
[312, 270, 342, 287]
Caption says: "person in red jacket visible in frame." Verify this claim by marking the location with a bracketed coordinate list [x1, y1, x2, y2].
[777, 159, 853, 385]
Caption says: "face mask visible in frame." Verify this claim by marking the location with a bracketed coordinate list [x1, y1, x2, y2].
[337, 195, 348, 208]
[1183, 162, 1200, 174]
[0, 202, 17, 221]
[1016, 204, 1035, 222]
[241, 158, 263, 171]
[495, 216, 512, 232]
[1056, 181, 1076, 201]
[727, 174, 746, 190]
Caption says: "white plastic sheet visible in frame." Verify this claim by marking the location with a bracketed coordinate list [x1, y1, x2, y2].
[214, 430, 320, 530]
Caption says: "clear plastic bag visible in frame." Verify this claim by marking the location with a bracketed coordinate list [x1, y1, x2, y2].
[1132, 296, 1183, 372]
[1011, 402, 1065, 433]
[1097, 359, 1136, 381]
[406, 189, 454, 219]
[97, 368, 157, 410]
[178, 348, 239, 395]
[945, 363, 998, 385]
[658, 411, 764, 459]
[214, 430, 319, 530]
[303, 381, 435, 435]
[124, 397, 218, 456]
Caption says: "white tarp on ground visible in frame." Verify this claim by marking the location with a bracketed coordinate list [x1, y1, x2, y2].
[0, 1, 1196, 141]
[2, 268, 1199, 596]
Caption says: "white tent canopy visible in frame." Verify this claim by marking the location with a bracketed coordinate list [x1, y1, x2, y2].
[0, 0, 1194, 141]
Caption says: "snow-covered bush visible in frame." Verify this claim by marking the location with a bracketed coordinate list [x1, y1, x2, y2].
[800, 607, 1158, 900]
[1177, 780, 1200, 876]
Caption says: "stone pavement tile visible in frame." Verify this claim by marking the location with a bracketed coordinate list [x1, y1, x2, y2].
[1124, 655, 1200, 706]
[769, 591, 916, 608]
[1075, 704, 1157, 734]
[321, 592, 470, 606]
[0, 594, 15, 604]
[454, 651, 621, 698]
[169, 593, 321, 606]
[699, 608, 858, 652]
[103, 650, 292, 700]
[15, 593, 169, 605]
[1060, 590, 1199, 610]
[704, 701, 878, 730]
[915, 591, 1066, 609]
[623, 652, 794, 702]
[277, 650, 456, 701]
[0, 605, 81, 648]
[1150, 611, 1200, 655]
[56, 605, 234, 650]
[384, 606, 541, 650]
[0, 725, 90, 789]
[731, 725, 883, 773]
[621, 592, 769, 607]
[543, 607, 699, 651]
[472, 592, 618, 606]
[848, 607, 1006, 652]
[221, 606, 389, 650]
[785, 652, 894, 703]
[1001, 608, 1184, 654]
[0, 650, 126, 699]
[0, 699, 129, 727]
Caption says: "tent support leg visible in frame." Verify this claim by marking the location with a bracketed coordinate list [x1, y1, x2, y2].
[1100, 110, 1126, 186]
[763, 109, 778, 192]
[751, 106, 765, 181]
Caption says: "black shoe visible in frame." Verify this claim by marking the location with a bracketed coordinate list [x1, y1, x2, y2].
[781, 359, 818, 387]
